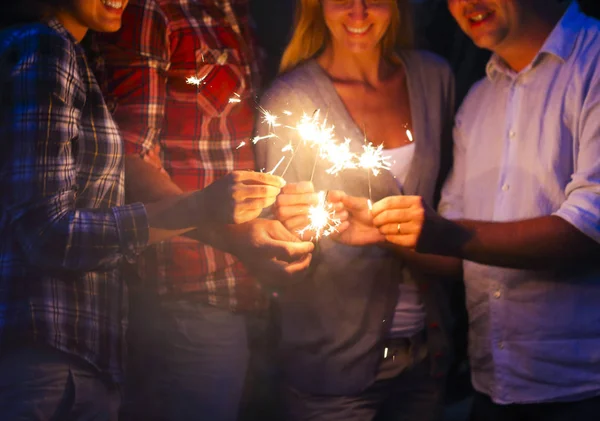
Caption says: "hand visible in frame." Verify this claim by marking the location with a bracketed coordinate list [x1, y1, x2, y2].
[371, 195, 442, 251]
[228, 219, 315, 286]
[273, 182, 348, 240]
[199, 170, 286, 225]
[328, 192, 385, 246]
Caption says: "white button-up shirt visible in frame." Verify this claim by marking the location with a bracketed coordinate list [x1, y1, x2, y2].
[439, 2, 600, 404]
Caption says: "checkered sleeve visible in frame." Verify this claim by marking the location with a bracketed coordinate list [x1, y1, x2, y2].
[0, 26, 149, 272]
[97, 0, 170, 159]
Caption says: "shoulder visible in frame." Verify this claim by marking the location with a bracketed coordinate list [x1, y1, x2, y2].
[0, 22, 76, 62]
[260, 61, 319, 108]
[0, 23, 83, 104]
[402, 49, 453, 79]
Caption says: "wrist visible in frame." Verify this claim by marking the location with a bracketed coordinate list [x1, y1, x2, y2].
[416, 217, 473, 257]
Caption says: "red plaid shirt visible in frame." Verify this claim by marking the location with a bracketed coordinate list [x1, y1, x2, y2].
[96, 0, 262, 311]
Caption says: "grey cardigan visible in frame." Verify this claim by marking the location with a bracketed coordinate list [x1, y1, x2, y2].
[254, 51, 456, 395]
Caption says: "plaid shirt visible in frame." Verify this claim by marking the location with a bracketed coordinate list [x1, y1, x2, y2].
[96, 0, 263, 311]
[0, 20, 149, 383]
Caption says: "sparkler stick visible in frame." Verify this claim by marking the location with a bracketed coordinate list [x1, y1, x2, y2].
[268, 156, 286, 175]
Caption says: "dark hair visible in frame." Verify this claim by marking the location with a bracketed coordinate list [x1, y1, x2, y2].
[0, 1, 66, 29]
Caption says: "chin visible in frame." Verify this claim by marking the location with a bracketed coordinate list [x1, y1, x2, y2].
[94, 22, 123, 33]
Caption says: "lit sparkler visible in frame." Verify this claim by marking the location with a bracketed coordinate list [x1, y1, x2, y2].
[358, 143, 392, 176]
[297, 191, 342, 241]
[186, 75, 206, 86]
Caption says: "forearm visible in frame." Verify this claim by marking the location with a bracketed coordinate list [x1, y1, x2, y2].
[388, 245, 463, 279]
[436, 215, 600, 269]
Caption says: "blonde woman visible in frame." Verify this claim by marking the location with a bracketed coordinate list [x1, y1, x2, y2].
[254, 0, 456, 420]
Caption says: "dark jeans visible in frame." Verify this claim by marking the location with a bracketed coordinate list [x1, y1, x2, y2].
[284, 334, 445, 421]
[0, 344, 120, 421]
[470, 391, 600, 421]
[122, 296, 249, 421]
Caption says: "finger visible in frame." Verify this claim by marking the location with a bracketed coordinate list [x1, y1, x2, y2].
[378, 221, 419, 236]
[331, 220, 350, 235]
[281, 253, 313, 275]
[384, 234, 418, 249]
[267, 238, 315, 262]
[325, 190, 346, 203]
[275, 191, 320, 207]
[340, 195, 370, 212]
[234, 185, 281, 201]
[232, 170, 286, 188]
[371, 195, 419, 217]
[329, 202, 345, 214]
[273, 204, 311, 221]
[281, 215, 311, 232]
[333, 210, 349, 222]
[372, 209, 411, 227]
[281, 181, 315, 194]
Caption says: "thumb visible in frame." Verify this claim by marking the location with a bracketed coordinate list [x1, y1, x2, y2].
[341, 195, 369, 212]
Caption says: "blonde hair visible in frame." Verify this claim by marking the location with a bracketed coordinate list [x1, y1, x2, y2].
[279, 0, 414, 74]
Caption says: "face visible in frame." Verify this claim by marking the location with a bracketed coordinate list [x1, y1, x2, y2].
[447, 0, 525, 52]
[321, 0, 395, 55]
[56, 0, 128, 40]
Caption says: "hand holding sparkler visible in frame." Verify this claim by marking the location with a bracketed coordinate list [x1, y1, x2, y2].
[226, 219, 315, 286]
[327, 192, 386, 247]
[199, 170, 286, 225]
[370, 195, 442, 251]
[273, 182, 348, 241]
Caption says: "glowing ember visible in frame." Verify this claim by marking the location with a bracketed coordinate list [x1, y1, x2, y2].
[297, 191, 342, 241]
[186, 75, 206, 86]
[358, 143, 392, 176]
[252, 134, 277, 144]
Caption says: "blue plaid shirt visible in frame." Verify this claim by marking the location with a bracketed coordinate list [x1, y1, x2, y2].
[0, 20, 149, 383]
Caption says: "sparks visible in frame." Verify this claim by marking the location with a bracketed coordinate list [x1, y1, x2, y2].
[262, 110, 280, 129]
[229, 93, 241, 103]
[324, 138, 358, 175]
[186, 75, 206, 86]
[236, 141, 246, 149]
[406, 129, 413, 142]
[297, 191, 342, 241]
[252, 133, 277, 144]
[282, 110, 293, 116]
[358, 143, 392, 176]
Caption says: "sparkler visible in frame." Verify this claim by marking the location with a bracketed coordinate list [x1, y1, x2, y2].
[297, 191, 342, 241]
[186, 75, 206, 86]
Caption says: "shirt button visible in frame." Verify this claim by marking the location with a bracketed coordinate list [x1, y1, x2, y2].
[493, 290, 501, 299]
[502, 184, 510, 192]
[509, 130, 516, 139]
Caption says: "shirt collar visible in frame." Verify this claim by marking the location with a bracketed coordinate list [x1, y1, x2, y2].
[46, 17, 78, 44]
[486, 1, 584, 81]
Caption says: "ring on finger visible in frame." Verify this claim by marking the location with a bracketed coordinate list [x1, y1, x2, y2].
[396, 223, 401, 234]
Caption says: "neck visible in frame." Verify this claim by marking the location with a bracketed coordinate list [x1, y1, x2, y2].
[495, 2, 565, 73]
[316, 43, 392, 86]
[54, 10, 87, 42]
